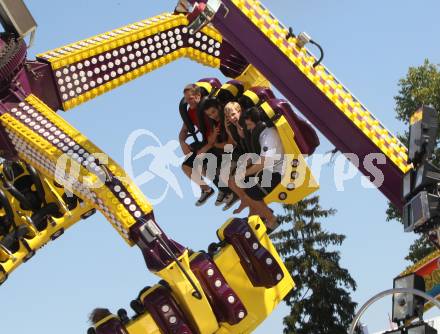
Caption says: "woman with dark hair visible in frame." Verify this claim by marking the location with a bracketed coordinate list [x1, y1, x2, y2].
[192, 97, 237, 207]
[198, 97, 229, 151]
[179, 84, 221, 207]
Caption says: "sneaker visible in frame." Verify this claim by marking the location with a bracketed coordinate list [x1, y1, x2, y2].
[215, 191, 227, 206]
[195, 187, 215, 207]
[222, 193, 239, 211]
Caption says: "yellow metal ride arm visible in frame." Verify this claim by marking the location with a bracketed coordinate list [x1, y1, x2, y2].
[36, 13, 223, 111]
[0, 0, 418, 332]
[0, 8, 315, 334]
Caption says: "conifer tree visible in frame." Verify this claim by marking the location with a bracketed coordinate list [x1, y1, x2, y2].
[272, 196, 357, 334]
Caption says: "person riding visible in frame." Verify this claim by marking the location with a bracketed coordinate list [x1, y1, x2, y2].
[179, 81, 231, 207]
[211, 81, 245, 208]
[225, 106, 284, 231]
[224, 101, 247, 157]
[222, 101, 250, 210]
[179, 83, 215, 206]
[197, 97, 240, 210]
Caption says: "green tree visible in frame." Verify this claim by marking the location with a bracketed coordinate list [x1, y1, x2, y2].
[272, 196, 357, 334]
[387, 59, 440, 264]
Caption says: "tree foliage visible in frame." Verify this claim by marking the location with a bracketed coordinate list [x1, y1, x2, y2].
[394, 60, 440, 123]
[386, 59, 440, 264]
[272, 196, 357, 334]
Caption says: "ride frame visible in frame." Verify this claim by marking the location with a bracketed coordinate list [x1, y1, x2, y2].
[0, 0, 430, 333]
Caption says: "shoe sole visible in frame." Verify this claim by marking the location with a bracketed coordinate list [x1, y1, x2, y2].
[215, 199, 226, 206]
[195, 190, 215, 206]
[222, 199, 239, 211]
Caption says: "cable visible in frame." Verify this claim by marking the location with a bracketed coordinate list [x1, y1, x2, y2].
[310, 40, 324, 68]
[156, 234, 202, 300]
[139, 217, 203, 300]
[286, 28, 324, 68]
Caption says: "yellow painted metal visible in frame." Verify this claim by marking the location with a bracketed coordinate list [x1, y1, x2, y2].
[94, 315, 119, 329]
[230, 0, 410, 173]
[0, 161, 94, 281]
[235, 64, 271, 89]
[37, 13, 222, 111]
[1, 5, 342, 332]
[195, 80, 215, 93]
[242, 89, 260, 105]
[0, 238, 29, 277]
[37, 13, 187, 69]
[259, 102, 319, 205]
[123, 216, 294, 334]
[26, 94, 154, 222]
[156, 250, 220, 334]
[0, 95, 155, 244]
[214, 216, 294, 333]
[125, 312, 161, 334]
[410, 109, 423, 125]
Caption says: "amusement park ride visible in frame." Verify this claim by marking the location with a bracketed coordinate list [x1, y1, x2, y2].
[0, 0, 439, 333]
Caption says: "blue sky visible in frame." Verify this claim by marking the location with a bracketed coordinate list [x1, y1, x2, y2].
[1, 1, 440, 333]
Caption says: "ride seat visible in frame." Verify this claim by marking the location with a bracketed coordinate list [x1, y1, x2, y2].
[94, 314, 129, 334]
[195, 77, 221, 97]
[1, 162, 62, 232]
[215, 80, 245, 106]
[0, 224, 29, 262]
[217, 217, 285, 288]
[258, 99, 320, 205]
[238, 86, 275, 110]
[0, 189, 14, 237]
[0, 263, 7, 285]
[189, 252, 247, 325]
[140, 285, 195, 334]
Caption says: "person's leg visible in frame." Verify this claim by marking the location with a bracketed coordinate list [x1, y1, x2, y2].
[182, 143, 213, 189]
[227, 174, 278, 228]
[182, 152, 214, 206]
[246, 173, 283, 229]
[181, 161, 210, 190]
[226, 177, 273, 220]
[204, 147, 234, 206]
[247, 199, 277, 229]
[248, 206, 258, 217]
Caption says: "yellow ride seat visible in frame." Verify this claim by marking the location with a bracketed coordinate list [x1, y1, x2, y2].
[0, 160, 95, 285]
[237, 87, 319, 205]
[259, 99, 320, 205]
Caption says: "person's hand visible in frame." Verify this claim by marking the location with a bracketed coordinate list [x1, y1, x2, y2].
[225, 117, 231, 127]
[207, 127, 219, 145]
[181, 142, 192, 155]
